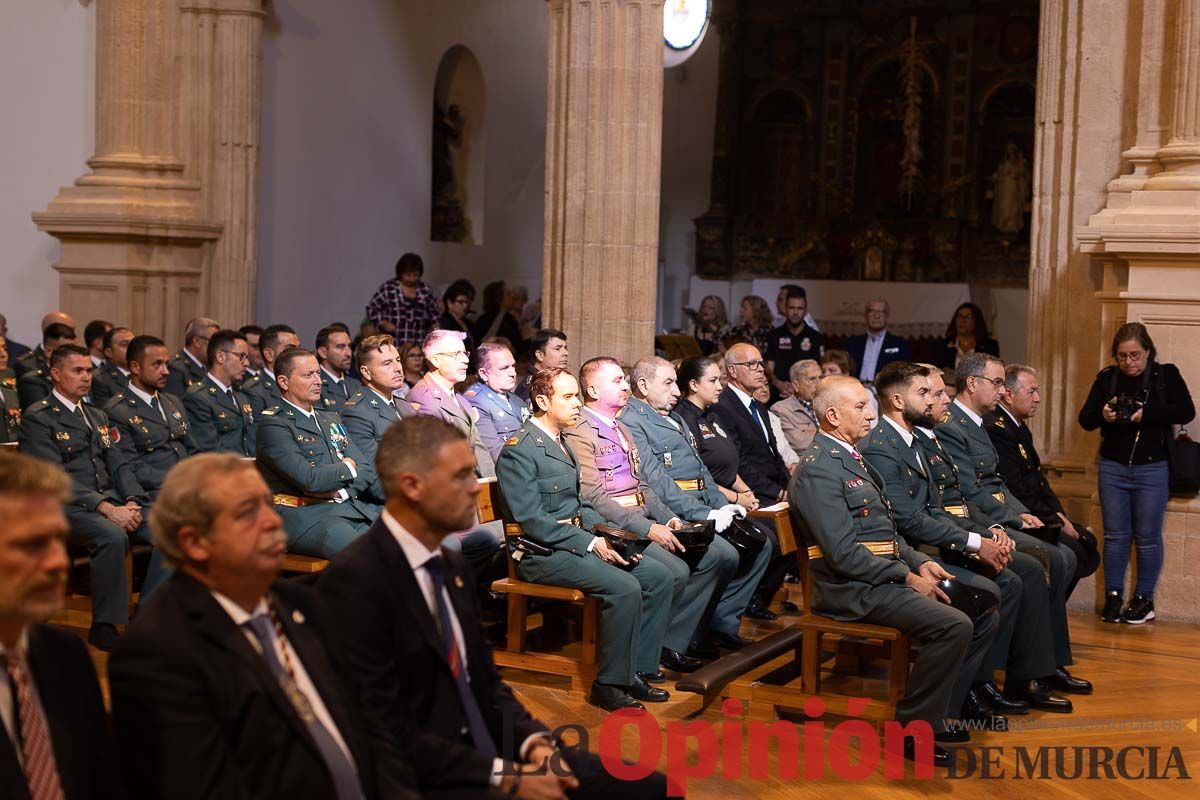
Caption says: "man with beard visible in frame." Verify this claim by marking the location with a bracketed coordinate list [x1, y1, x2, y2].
[317, 325, 363, 412]
[91, 326, 134, 407]
[342, 334, 416, 504]
[184, 329, 257, 456]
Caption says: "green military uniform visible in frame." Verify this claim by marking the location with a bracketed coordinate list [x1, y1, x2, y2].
[13, 347, 48, 382]
[90, 361, 129, 408]
[17, 363, 54, 409]
[104, 390, 194, 499]
[863, 418, 1057, 684]
[255, 401, 380, 558]
[934, 403, 1076, 667]
[1, 382, 20, 444]
[788, 433, 996, 729]
[495, 423, 674, 686]
[242, 370, 281, 419]
[619, 397, 771, 643]
[17, 395, 166, 626]
[184, 375, 256, 456]
[341, 388, 415, 503]
[165, 350, 207, 398]
[319, 368, 363, 413]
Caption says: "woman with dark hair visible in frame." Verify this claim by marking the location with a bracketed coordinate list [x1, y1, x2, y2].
[820, 349, 855, 377]
[1079, 322, 1194, 624]
[691, 295, 730, 356]
[934, 302, 1000, 369]
[398, 340, 427, 391]
[438, 280, 476, 355]
[472, 280, 524, 355]
[727, 296, 773, 355]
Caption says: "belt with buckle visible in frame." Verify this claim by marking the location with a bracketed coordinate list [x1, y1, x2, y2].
[504, 515, 582, 536]
[807, 540, 899, 561]
[613, 491, 645, 509]
[272, 493, 332, 508]
[674, 478, 705, 492]
[943, 504, 969, 518]
[992, 491, 1007, 504]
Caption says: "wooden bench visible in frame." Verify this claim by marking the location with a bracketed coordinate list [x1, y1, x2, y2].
[485, 480, 598, 693]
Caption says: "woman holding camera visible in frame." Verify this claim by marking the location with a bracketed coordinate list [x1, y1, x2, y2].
[1079, 323, 1194, 624]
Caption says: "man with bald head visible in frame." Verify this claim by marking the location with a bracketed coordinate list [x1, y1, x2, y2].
[166, 317, 220, 398]
[14, 313, 78, 384]
[788, 376, 997, 766]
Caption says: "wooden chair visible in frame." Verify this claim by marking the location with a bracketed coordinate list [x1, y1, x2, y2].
[485, 480, 599, 693]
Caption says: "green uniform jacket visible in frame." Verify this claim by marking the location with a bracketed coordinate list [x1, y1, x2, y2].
[1, 383, 21, 444]
[255, 403, 376, 505]
[318, 368, 363, 413]
[104, 390, 194, 498]
[17, 368, 54, 409]
[13, 348, 48, 382]
[242, 371, 282, 419]
[787, 434, 928, 620]
[860, 420, 991, 555]
[495, 426, 606, 556]
[618, 397, 723, 520]
[184, 375, 256, 456]
[18, 396, 141, 510]
[90, 362, 129, 408]
[165, 351, 207, 398]
[340, 388, 414, 502]
[936, 402, 1029, 529]
[913, 427, 1003, 532]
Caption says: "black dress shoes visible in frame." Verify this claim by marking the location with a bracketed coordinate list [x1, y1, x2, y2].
[975, 680, 1030, 715]
[87, 622, 120, 653]
[743, 601, 778, 620]
[660, 648, 703, 673]
[710, 631, 751, 650]
[780, 600, 801, 614]
[589, 682, 644, 712]
[637, 670, 667, 684]
[1047, 667, 1093, 695]
[630, 674, 670, 703]
[686, 640, 719, 660]
[901, 738, 951, 768]
[1006, 679, 1073, 713]
[961, 689, 1009, 731]
[935, 726, 970, 744]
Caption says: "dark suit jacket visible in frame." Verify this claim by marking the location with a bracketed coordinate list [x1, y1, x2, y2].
[1, 624, 126, 800]
[712, 386, 790, 503]
[320, 518, 545, 792]
[108, 572, 417, 800]
[844, 331, 911, 382]
[932, 337, 1000, 370]
[984, 408, 1065, 521]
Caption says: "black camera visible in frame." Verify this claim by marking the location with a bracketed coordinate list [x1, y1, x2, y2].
[1109, 395, 1143, 423]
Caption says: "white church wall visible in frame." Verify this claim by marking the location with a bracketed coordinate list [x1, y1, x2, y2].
[0, 0, 95, 345]
[259, 0, 547, 343]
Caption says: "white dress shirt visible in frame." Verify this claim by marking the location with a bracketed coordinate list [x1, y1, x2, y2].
[902, 416, 982, 551]
[51, 389, 90, 428]
[183, 348, 205, 371]
[858, 330, 887, 383]
[954, 398, 984, 428]
[126, 382, 167, 420]
[726, 383, 771, 440]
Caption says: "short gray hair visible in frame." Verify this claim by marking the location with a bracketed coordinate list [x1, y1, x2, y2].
[476, 341, 512, 372]
[150, 454, 258, 568]
[422, 328, 467, 360]
[184, 317, 220, 346]
[1004, 363, 1036, 392]
[631, 356, 671, 394]
[955, 352, 1002, 392]
[789, 359, 820, 383]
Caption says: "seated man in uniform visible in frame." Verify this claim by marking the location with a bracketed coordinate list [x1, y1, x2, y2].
[91, 325, 134, 408]
[12, 311, 75, 382]
[104, 335, 195, 502]
[862, 362, 1066, 724]
[242, 323, 301, 418]
[934, 354, 1091, 700]
[17, 323, 78, 409]
[989, 364, 1100, 598]
[464, 341, 530, 461]
[567, 357, 724, 676]
[496, 367, 675, 712]
[771, 359, 822, 456]
[321, 417, 667, 799]
[238, 324, 265, 381]
[109, 454, 418, 800]
[342, 334, 414, 504]
[183, 328, 256, 456]
[789, 376, 997, 766]
[255, 348, 380, 559]
[165, 317, 219, 398]
[623, 356, 771, 656]
[514, 328, 568, 402]
[316, 324, 363, 412]
[18, 344, 163, 651]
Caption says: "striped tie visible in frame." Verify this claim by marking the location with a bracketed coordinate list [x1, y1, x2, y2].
[2, 650, 64, 800]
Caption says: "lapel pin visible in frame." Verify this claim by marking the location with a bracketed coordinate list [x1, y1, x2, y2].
[454, 575, 464, 589]
[292, 609, 305, 624]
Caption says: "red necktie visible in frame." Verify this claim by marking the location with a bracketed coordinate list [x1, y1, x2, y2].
[3, 650, 64, 800]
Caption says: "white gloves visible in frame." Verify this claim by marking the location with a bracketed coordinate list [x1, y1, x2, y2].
[724, 503, 748, 519]
[707, 506, 735, 533]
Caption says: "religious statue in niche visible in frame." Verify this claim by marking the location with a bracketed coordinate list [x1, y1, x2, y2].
[431, 101, 471, 242]
[987, 142, 1031, 236]
[851, 222, 898, 281]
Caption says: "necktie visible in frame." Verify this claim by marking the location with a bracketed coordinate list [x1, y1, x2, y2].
[72, 405, 91, 431]
[336, 379, 347, 399]
[748, 400, 769, 440]
[149, 395, 165, 422]
[423, 556, 498, 757]
[242, 615, 364, 800]
[2, 651, 65, 800]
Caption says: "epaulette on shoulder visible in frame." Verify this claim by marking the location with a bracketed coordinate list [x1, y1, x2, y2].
[464, 385, 481, 397]
[30, 398, 51, 412]
[261, 407, 278, 416]
[991, 415, 1006, 429]
[505, 428, 529, 447]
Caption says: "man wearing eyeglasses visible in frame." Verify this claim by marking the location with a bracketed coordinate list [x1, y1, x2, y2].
[166, 317, 220, 398]
[935, 353, 1090, 707]
[184, 329, 257, 456]
[845, 299, 910, 385]
[408, 329, 503, 569]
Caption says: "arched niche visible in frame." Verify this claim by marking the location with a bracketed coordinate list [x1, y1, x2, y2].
[737, 89, 812, 238]
[431, 45, 486, 244]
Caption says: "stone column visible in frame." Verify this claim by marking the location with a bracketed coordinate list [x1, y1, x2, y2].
[33, 0, 222, 349]
[180, 0, 267, 328]
[1145, 0, 1200, 189]
[542, 0, 665, 369]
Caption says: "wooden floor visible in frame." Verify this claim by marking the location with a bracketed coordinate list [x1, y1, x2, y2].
[61, 587, 1200, 798]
